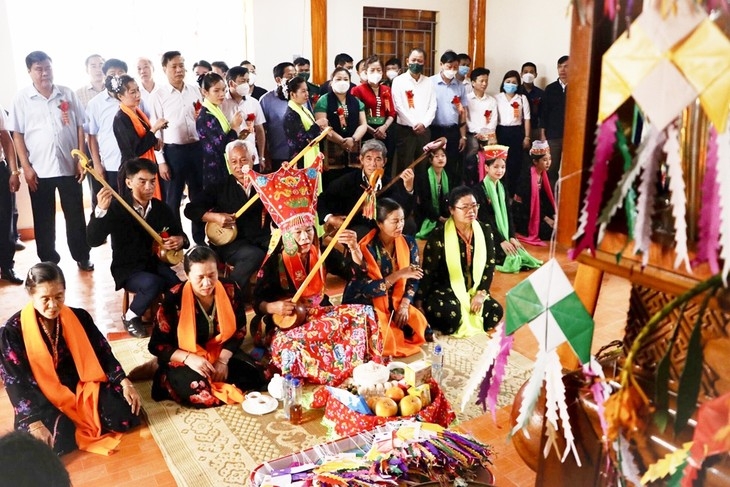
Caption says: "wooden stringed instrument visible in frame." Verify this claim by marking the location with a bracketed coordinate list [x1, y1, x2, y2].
[376, 137, 446, 196]
[272, 168, 384, 329]
[72, 149, 184, 266]
[205, 127, 333, 246]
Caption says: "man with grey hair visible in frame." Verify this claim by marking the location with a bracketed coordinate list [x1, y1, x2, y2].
[184, 139, 271, 293]
[318, 139, 417, 278]
[319, 139, 416, 239]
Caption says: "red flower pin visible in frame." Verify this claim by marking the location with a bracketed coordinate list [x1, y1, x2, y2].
[160, 227, 170, 239]
[193, 100, 202, 111]
[484, 110, 492, 124]
[246, 113, 256, 122]
[58, 100, 71, 125]
[336, 106, 347, 129]
[511, 100, 520, 119]
[405, 90, 415, 109]
[452, 95, 464, 115]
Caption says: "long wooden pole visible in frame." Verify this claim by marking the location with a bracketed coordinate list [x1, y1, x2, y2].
[290, 168, 383, 303]
[377, 137, 446, 196]
[72, 149, 164, 245]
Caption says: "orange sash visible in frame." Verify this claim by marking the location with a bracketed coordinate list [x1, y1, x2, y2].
[20, 303, 122, 455]
[360, 230, 427, 357]
[118, 103, 162, 200]
[177, 281, 244, 404]
[282, 244, 325, 306]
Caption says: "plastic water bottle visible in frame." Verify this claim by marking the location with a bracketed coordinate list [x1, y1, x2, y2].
[431, 344, 444, 383]
[289, 378, 303, 425]
[283, 373, 293, 419]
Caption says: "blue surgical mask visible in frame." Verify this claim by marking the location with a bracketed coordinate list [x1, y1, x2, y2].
[458, 65, 469, 77]
[503, 82, 518, 94]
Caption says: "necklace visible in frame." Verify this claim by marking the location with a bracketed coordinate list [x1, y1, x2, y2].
[39, 319, 60, 368]
[196, 299, 217, 338]
[456, 226, 474, 275]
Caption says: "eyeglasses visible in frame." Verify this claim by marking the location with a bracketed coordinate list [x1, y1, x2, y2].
[454, 204, 480, 212]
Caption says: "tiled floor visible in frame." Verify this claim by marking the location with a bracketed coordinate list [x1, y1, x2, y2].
[0, 212, 630, 486]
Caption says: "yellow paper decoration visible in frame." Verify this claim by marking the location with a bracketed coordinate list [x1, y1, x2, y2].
[598, 0, 730, 132]
[640, 441, 692, 484]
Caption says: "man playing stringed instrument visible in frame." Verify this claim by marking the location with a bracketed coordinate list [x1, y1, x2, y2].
[87, 158, 189, 338]
[184, 139, 271, 295]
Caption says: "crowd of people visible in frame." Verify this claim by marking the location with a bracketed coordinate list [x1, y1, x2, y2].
[0, 47, 568, 456]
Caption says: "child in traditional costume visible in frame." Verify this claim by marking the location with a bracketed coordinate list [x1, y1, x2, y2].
[513, 140, 556, 245]
[415, 146, 450, 240]
[475, 145, 542, 273]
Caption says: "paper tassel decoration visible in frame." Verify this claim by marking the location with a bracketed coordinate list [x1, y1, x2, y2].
[632, 127, 666, 266]
[569, 115, 618, 259]
[460, 322, 514, 421]
[694, 127, 721, 274]
[717, 122, 730, 285]
[662, 125, 691, 271]
[505, 259, 594, 463]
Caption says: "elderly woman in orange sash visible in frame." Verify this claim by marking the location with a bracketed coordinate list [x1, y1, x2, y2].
[0, 263, 141, 455]
[250, 156, 381, 384]
[148, 245, 264, 408]
[343, 198, 429, 355]
[109, 74, 166, 198]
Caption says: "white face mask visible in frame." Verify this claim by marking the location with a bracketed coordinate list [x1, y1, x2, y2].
[248, 73, 257, 86]
[521, 73, 536, 84]
[367, 72, 382, 84]
[279, 81, 289, 98]
[332, 80, 350, 94]
[235, 82, 250, 97]
[386, 69, 398, 80]
[359, 71, 367, 82]
[442, 69, 457, 80]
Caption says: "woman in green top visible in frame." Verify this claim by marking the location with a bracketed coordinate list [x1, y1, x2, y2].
[475, 145, 542, 273]
[314, 67, 368, 173]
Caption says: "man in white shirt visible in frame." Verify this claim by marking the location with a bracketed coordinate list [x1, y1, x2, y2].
[430, 50, 468, 185]
[85, 58, 129, 202]
[136, 57, 158, 107]
[221, 66, 267, 171]
[149, 51, 205, 244]
[390, 48, 436, 179]
[464, 67, 498, 186]
[10, 51, 93, 270]
[75, 53, 105, 111]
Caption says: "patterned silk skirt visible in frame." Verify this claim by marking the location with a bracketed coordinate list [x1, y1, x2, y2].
[269, 304, 381, 384]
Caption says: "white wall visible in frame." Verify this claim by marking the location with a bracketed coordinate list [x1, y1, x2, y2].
[484, 0, 572, 92]
[1, 0, 572, 99]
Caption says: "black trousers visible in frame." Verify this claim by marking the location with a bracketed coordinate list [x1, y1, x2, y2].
[0, 162, 15, 270]
[29, 176, 90, 264]
[161, 142, 205, 245]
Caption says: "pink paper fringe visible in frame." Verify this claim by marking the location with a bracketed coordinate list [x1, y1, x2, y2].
[569, 115, 618, 259]
[693, 127, 720, 274]
[476, 326, 514, 422]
